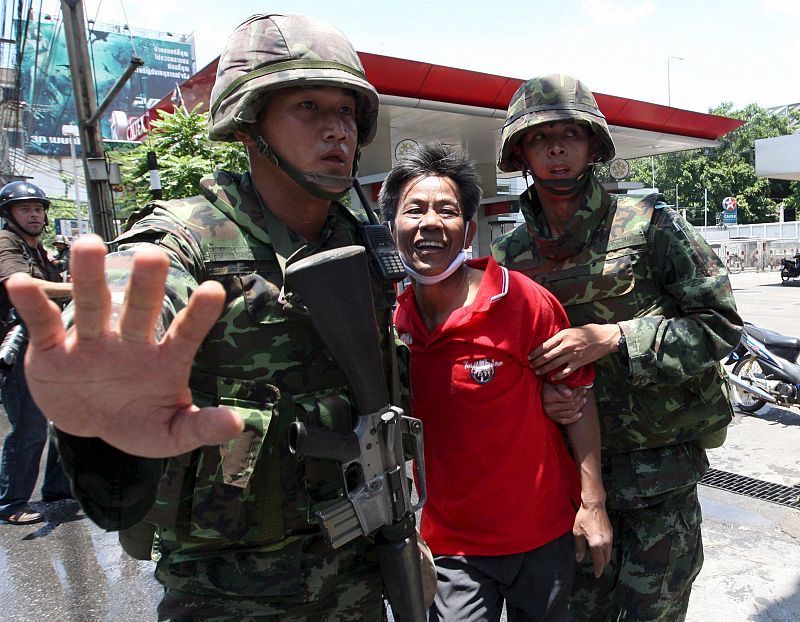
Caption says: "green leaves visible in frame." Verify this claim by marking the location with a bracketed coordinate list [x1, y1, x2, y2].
[110, 105, 248, 218]
[597, 102, 798, 225]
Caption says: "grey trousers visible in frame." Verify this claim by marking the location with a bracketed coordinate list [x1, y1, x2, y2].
[430, 531, 575, 622]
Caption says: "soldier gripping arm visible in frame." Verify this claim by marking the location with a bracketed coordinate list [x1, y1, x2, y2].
[529, 208, 742, 385]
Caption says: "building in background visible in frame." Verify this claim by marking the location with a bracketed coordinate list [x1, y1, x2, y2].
[0, 13, 193, 205]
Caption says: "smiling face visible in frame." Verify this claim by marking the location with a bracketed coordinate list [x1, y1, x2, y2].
[254, 86, 358, 193]
[515, 120, 598, 188]
[393, 175, 475, 278]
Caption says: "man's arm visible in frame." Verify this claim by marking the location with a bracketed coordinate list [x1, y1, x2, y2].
[562, 387, 612, 577]
[26, 277, 72, 299]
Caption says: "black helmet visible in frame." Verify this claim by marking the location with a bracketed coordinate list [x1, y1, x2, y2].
[0, 181, 50, 216]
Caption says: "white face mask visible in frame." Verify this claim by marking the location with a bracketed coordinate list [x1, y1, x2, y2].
[401, 249, 466, 285]
[399, 223, 470, 285]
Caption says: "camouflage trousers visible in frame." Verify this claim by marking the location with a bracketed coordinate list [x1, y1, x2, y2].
[568, 485, 704, 622]
[155, 534, 385, 621]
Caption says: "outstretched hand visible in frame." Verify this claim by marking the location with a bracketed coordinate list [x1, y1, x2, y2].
[7, 235, 243, 458]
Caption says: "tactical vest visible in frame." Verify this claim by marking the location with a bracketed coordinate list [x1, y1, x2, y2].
[116, 192, 398, 556]
[501, 194, 731, 453]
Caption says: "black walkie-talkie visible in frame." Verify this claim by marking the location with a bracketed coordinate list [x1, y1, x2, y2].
[353, 180, 406, 283]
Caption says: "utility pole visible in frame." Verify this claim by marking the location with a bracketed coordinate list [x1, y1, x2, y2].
[60, 0, 117, 241]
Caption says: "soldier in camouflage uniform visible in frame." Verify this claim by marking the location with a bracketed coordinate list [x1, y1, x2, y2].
[491, 75, 742, 622]
[50, 234, 70, 275]
[7, 14, 400, 621]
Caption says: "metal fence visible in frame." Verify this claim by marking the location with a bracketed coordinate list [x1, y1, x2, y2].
[698, 221, 800, 273]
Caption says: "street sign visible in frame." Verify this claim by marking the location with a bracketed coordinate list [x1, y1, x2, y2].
[54, 218, 90, 239]
[722, 196, 738, 224]
[722, 196, 738, 211]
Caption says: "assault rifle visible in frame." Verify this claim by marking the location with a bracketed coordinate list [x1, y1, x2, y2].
[284, 245, 427, 622]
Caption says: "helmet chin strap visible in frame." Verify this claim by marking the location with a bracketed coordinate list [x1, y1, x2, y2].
[250, 130, 355, 201]
[527, 163, 594, 197]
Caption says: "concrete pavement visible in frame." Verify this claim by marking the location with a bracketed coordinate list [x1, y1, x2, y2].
[688, 269, 800, 622]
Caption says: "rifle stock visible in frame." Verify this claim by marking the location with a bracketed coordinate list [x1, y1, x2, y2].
[284, 246, 427, 622]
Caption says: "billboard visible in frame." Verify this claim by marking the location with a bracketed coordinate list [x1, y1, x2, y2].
[17, 20, 193, 156]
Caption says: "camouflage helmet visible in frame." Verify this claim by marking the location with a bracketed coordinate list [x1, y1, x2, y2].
[208, 14, 379, 146]
[53, 234, 69, 245]
[497, 74, 615, 173]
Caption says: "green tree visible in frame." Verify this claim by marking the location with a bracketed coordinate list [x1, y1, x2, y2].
[602, 103, 799, 226]
[110, 105, 248, 218]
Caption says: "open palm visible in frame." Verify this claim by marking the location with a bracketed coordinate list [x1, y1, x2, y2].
[7, 235, 243, 458]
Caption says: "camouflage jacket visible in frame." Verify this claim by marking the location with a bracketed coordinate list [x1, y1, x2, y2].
[492, 175, 742, 505]
[57, 171, 400, 566]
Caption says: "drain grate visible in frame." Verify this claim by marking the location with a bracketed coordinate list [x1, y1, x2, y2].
[700, 468, 800, 509]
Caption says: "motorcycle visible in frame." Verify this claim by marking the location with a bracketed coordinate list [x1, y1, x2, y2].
[725, 322, 800, 413]
[780, 255, 800, 285]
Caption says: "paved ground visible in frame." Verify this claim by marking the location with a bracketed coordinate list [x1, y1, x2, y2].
[0, 268, 797, 621]
[686, 269, 800, 622]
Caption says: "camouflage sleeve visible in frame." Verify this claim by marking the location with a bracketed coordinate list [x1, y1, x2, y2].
[54, 428, 165, 530]
[618, 208, 743, 386]
[55, 207, 205, 530]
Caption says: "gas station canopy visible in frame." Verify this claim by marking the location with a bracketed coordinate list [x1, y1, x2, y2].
[131, 51, 744, 181]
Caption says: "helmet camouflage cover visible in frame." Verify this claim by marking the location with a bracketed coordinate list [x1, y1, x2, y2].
[208, 14, 379, 146]
[497, 74, 616, 173]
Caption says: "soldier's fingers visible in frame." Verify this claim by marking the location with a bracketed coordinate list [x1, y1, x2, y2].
[70, 235, 112, 341]
[168, 405, 244, 455]
[161, 280, 226, 366]
[528, 345, 545, 362]
[535, 355, 569, 376]
[117, 247, 170, 343]
[6, 274, 65, 349]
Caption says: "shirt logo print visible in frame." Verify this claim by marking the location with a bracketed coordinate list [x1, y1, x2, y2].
[465, 358, 503, 385]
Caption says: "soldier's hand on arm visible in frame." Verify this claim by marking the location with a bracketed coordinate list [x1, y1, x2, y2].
[529, 323, 621, 381]
[541, 381, 586, 425]
[7, 235, 244, 458]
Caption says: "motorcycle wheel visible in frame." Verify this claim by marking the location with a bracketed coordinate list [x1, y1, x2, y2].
[781, 270, 790, 284]
[730, 356, 767, 413]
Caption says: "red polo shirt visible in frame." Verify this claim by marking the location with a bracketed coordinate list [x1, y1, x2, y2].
[395, 256, 594, 556]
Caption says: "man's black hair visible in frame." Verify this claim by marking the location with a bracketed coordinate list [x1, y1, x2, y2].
[378, 142, 482, 224]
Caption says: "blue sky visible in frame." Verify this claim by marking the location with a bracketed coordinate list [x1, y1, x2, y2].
[34, 0, 800, 114]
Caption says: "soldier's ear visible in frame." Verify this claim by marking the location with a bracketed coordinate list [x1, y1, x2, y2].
[511, 145, 527, 171]
[588, 135, 601, 162]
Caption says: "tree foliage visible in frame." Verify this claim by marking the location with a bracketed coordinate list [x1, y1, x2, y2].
[596, 103, 800, 225]
[109, 105, 248, 218]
